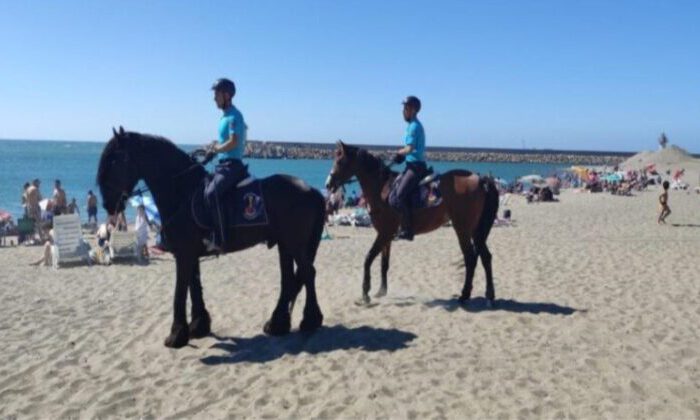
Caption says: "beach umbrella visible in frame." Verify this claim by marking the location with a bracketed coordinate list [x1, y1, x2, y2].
[0, 210, 12, 223]
[494, 178, 509, 188]
[571, 166, 589, 180]
[519, 174, 545, 184]
[129, 195, 161, 225]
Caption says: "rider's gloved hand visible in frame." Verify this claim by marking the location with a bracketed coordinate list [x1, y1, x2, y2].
[392, 153, 406, 164]
[204, 149, 216, 163]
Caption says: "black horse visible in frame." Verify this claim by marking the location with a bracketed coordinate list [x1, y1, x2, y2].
[97, 127, 326, 348]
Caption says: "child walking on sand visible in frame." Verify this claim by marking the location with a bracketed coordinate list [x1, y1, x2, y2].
[658, 181, 671, 224]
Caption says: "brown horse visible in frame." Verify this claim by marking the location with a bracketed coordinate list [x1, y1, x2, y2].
[325, 141, 499, 306]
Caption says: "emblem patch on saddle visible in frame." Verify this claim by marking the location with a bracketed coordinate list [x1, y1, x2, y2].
[239, 190, 265, 223]
[192, 178, 269, 230]
[388, 173, 443, 210]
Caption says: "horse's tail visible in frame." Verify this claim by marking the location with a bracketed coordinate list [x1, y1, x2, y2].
[476, 176, 499, 241]
[307, 189, 326, 262]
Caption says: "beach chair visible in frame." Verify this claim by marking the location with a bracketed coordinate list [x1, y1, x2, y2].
[109, 230, 140, 262]
[51, 213, 91, 268]
[495, 194, 514, 227]
[499, 193, 512, 208]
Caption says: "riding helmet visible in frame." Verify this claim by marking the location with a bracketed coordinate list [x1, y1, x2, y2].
[402, 95, 421, 112]
[211, 78, 236, 96]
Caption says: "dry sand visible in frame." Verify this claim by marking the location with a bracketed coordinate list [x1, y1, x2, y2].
[1, 185, 699, 418]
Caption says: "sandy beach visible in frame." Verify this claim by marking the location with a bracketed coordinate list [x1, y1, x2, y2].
[1, 184, 699, 418]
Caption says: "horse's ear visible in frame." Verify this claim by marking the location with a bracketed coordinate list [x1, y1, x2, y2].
[112, 127, 118, 137]
[118, 126, 125, 136]
[336, 139, 347, 152]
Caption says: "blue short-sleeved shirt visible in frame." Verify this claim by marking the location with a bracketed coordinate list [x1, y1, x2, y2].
[404, 118, 425, 163]
[218, 105, 247, 160]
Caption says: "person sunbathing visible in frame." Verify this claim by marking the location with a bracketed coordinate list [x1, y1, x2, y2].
[29, 229, 54, 267]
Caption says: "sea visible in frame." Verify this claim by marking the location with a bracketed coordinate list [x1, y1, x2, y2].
[0, 139, 567, 223]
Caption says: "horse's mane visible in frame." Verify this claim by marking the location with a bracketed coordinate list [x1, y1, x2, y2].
[97, 131, 197, 186]
[355, 147, 397, 180]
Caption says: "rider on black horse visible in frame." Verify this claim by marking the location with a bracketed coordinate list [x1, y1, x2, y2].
[204, 78, 249, 252]
[392, 95, 427, 241]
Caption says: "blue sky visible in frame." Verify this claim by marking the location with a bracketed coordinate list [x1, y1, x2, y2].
[0, 0, 698, 152]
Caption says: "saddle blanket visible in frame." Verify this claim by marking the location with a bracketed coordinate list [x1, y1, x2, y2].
[388, 173, 443, 210]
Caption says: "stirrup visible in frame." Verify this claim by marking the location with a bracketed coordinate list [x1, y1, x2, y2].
[394, 229, 414, 241]
[202, 237, 223, 253]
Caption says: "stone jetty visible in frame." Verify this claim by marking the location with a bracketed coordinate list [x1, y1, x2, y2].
[244, 140, 633, 165]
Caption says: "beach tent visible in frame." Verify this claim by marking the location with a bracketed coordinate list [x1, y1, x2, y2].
[129, 195, 161, 225]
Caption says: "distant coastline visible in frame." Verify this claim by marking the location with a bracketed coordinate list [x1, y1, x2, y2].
[244, 140, 637, 165]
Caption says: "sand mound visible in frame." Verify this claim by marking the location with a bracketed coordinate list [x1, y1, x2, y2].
[622, 145, 695, 169]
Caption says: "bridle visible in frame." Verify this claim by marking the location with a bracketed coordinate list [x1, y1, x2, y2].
[326, 149, 396, 193]
[101, 147, 214, 228]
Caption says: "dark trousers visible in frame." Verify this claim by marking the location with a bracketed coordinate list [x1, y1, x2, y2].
[88, 206, 98, 223]
[396, 161, 426, 231]
[204, 158, 247, 246]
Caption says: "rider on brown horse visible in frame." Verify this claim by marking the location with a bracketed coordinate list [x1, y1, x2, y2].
[393, 95, 427, 241]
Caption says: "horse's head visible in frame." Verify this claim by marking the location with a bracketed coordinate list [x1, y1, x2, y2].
[96, 126, 141, 216]
[325, 140, 360, 193]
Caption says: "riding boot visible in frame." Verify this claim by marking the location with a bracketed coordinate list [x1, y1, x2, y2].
[205, 192, 227, 253]
[396, 206, 414, 241]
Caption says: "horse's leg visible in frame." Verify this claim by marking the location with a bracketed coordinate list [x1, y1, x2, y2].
[164, 254, 193, 348]
[375, 243, 391, 298]
[188, 260, 211, 338]
[288, 267, 304, 315]
[264, 247, 294, 336]
[475, 238, 495, 307]
[456, 232, 478, 303]
[298, 254, 324, 332]
[360, 235, 391, 305]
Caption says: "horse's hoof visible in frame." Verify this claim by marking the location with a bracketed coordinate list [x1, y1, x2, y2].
[300, 312, 323, 332]
[164, 325, 189, 348]
[263, 317, 291, 336]
[188, 310, 211, 339]
[458, 295, 470, 304]
[354, 294, 371, 306]
[374, 288, 387, 298]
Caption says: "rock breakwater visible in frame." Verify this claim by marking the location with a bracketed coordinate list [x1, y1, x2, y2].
[245, 140, 631, 165]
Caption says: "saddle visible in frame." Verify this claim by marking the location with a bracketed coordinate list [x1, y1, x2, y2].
[387, 167, 443, 210]
[191, 175, 269, 230]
